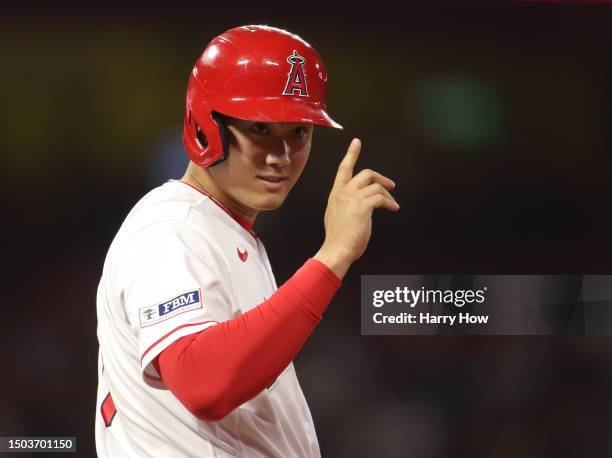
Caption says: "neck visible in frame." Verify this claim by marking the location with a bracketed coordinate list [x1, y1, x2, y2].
[181, 162, 257, 225]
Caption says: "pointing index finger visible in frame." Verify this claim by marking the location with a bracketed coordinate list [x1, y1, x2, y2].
[333, 138, 361, 189]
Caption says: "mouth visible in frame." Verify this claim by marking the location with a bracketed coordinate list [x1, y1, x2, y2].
[257, 175, 288, 183]
[257, 175, 289, 192]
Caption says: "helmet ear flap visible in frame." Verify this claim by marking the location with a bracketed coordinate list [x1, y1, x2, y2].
[210, 112, 229, 166]
[184, 103, 231, 168]
[195, 122, 208, 149]
[194, 112, 229, 167]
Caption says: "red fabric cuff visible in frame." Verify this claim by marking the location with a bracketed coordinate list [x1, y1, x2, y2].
[277, 258, 341, 322]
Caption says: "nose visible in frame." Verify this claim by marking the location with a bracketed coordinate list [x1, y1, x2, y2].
[265, 139, 291, 168]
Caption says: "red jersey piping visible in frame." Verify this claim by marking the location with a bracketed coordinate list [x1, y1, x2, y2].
[141, 320, 219, 363]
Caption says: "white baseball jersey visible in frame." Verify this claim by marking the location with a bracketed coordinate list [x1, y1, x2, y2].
[95, 180, 320, 457]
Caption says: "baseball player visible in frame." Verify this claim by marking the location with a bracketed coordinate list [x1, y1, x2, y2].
[95, 25, 399, 457]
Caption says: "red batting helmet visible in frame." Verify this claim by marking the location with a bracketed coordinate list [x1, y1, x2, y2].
[183, 25, 343, 167]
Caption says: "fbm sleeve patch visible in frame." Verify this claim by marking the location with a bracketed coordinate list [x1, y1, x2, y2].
[139, 289, 202, 328]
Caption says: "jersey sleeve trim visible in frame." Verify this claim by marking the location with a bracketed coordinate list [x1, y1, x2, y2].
[141, 320, 219, 366]
[144, 372, 162, 382]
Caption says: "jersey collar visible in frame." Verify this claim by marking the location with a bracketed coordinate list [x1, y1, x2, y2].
[169, 179, 256, 235]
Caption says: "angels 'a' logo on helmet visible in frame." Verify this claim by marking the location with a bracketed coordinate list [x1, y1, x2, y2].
[282, 50, 309, 97]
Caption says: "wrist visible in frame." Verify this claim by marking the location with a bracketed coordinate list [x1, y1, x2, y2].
[313, 245, 352, 280]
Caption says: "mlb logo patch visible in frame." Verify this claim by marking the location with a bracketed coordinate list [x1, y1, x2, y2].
[140, 289, 202, 328]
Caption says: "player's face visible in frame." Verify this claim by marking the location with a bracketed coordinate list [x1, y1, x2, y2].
[207, 118, 313, 216]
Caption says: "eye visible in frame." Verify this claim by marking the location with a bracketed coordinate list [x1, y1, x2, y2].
[252, 123, 270, 135]
[292, 126, 308, 137]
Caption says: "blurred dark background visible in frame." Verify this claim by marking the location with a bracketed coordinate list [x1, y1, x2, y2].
[2, 2, 612, 457]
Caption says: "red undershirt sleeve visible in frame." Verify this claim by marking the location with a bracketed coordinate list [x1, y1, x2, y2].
[153, 258, 341, 421]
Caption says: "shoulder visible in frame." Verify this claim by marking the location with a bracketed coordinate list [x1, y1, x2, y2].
[112, 205, 230, 288]
[119, 181, 230, 238]
[105, 182, 229, 263]
[119, 182, 203, 238]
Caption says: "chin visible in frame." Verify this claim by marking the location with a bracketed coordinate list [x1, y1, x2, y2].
[252, 195, 287, 211]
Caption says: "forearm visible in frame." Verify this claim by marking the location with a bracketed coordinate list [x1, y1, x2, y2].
[155, 258, 341, 421]
[313, 245, 352, 280]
